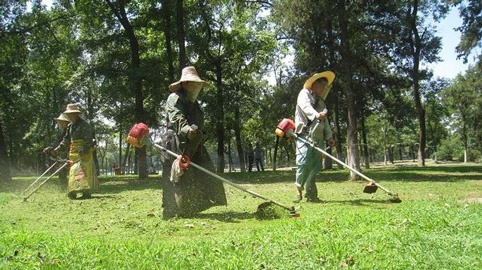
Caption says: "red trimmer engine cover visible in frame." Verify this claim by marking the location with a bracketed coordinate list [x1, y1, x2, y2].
[275, 118, 296, 139]
[129, 123, 149, 140]
[127, 123, 150, 148]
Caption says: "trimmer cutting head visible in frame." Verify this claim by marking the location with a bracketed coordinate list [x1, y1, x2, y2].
[389, 194, 402, 203]
[363, 181, 378, 194]
[254, 202, 300, 219]
[288, 207, 300, 218]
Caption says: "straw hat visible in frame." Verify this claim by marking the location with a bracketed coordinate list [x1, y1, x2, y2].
[169, 66, 209, 92]
[303, 71, 336, 90]
[55, 113, 70, 122]
[63, 103, 81, 114]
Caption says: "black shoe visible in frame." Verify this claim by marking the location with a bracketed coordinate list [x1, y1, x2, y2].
[293, 194, 303, 203]
[306, 197, 323, 203]
[82, 192, 92, 199]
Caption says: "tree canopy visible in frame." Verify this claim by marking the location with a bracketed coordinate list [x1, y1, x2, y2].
[0, 0, 481, 181]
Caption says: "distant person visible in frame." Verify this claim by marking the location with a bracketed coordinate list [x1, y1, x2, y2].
[43, 113, 71, 188]
[254, 143, 264, 171]
[161, 66, 227, 219]
[53, 104, 98, 199]
[294, 71, 336, 203]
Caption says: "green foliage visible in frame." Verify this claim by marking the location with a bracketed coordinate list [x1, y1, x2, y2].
[452, 0, 482, 62]
[0, 0, 480, 177]
[438, 135, 462, 161]
[443, 65, 482, 160]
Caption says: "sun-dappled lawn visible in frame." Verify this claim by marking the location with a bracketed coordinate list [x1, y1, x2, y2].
[1, 163, 481, 269]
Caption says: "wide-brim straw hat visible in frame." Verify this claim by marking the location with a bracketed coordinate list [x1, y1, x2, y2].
[63, 103, 81, 114]
[55, 113, 70, 122]
[303, 71, 336, 90]
[169, 66, 209, 92]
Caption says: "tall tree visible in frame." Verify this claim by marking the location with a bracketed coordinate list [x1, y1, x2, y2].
[0, 121, 10, 182]
[176, 0, 186, 72]
[162, 0, 175, 82]
[393, 0, 447, 166]
[105, 0, 147, 179]
[444, 65, 482, 162]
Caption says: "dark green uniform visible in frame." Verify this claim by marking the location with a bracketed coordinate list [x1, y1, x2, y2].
[59, 118, 95, 154]
[162, 89, 227, 219]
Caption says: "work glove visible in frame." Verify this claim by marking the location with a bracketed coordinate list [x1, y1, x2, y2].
[316, 109, 328, 120]
[187, 124, 199, 140]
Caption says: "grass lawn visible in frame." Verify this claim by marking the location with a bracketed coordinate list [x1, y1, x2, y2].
[1, 162, 481, 269]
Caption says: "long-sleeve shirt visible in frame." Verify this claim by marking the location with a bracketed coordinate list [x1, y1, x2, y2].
[295, 88, 333, 141]
[165, 89, 205, 156]
[58, 118, 95, 155]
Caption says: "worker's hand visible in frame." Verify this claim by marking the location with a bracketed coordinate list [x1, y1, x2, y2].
[187, 125, 198, 140]
[327, 139, 336, 147]
[43, 147, 52, 154]
[316, 109, 328, 120]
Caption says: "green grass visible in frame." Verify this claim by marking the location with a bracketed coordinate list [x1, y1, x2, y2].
[1, 163, 481, 269]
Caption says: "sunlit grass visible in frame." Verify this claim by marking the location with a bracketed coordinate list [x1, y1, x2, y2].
[1, 163, 481, 269]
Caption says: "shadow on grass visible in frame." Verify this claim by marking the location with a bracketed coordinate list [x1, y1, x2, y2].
[226, 164, 482, 184]
[193, 211, 254, 223]
[95, 179, 162, 195]
[6, 164, 481, 196]
[367, 171, 482, 182]
[324, 198, 400, 206]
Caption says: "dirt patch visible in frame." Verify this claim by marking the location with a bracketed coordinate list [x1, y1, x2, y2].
[467, 197, 482, 204]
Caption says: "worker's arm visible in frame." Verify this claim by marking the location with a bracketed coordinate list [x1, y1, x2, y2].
[297, 90, 326, 120]
[166, 93, 196, 139]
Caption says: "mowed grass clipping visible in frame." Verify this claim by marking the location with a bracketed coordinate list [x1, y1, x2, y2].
[1, 163, 481, 269]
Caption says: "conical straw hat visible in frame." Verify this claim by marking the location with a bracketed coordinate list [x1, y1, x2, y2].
[169, 66, 209, 92]
[63, 103, 81, 114]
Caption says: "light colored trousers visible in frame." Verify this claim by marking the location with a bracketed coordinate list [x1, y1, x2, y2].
[295, 137, 323, 198]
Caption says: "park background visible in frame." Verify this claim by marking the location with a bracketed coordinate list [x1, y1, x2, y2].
[1, 1, 481, 269]
[1, 0, 481, 180]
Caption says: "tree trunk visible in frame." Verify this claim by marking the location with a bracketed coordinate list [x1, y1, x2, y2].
[333, 89, 343, 169]
[0, 121, 11, 182]
[463, 122, 469, 163]
[162, 0, 175, 83]
[360, 113, 370, 169]
[234, 107, 246, 172]
[106, 0, 147, 179]
[227, 135, 233, 172]
[389, 146, 394, 164]
[272, 137, 279, 171]
[409, 0, 426, 167]
[122, 143, 130, 174]
[176, 0, 186, 72]
[215, 65, 225, 173]
[338, 0, 360, 180]
[383, 125, 388, 166]
[118, 121, 122, 169]
[342, 85, 360, 180]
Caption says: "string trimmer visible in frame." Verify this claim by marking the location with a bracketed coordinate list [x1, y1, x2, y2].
[127, 123, 300, 218]
[22, 155, 72, 201]
[275, 118, 401, 203]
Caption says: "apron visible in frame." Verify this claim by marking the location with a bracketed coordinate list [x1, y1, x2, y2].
[68, 139, 98, 193]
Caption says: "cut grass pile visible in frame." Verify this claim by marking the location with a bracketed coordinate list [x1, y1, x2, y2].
[1, 163, 481, 269]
